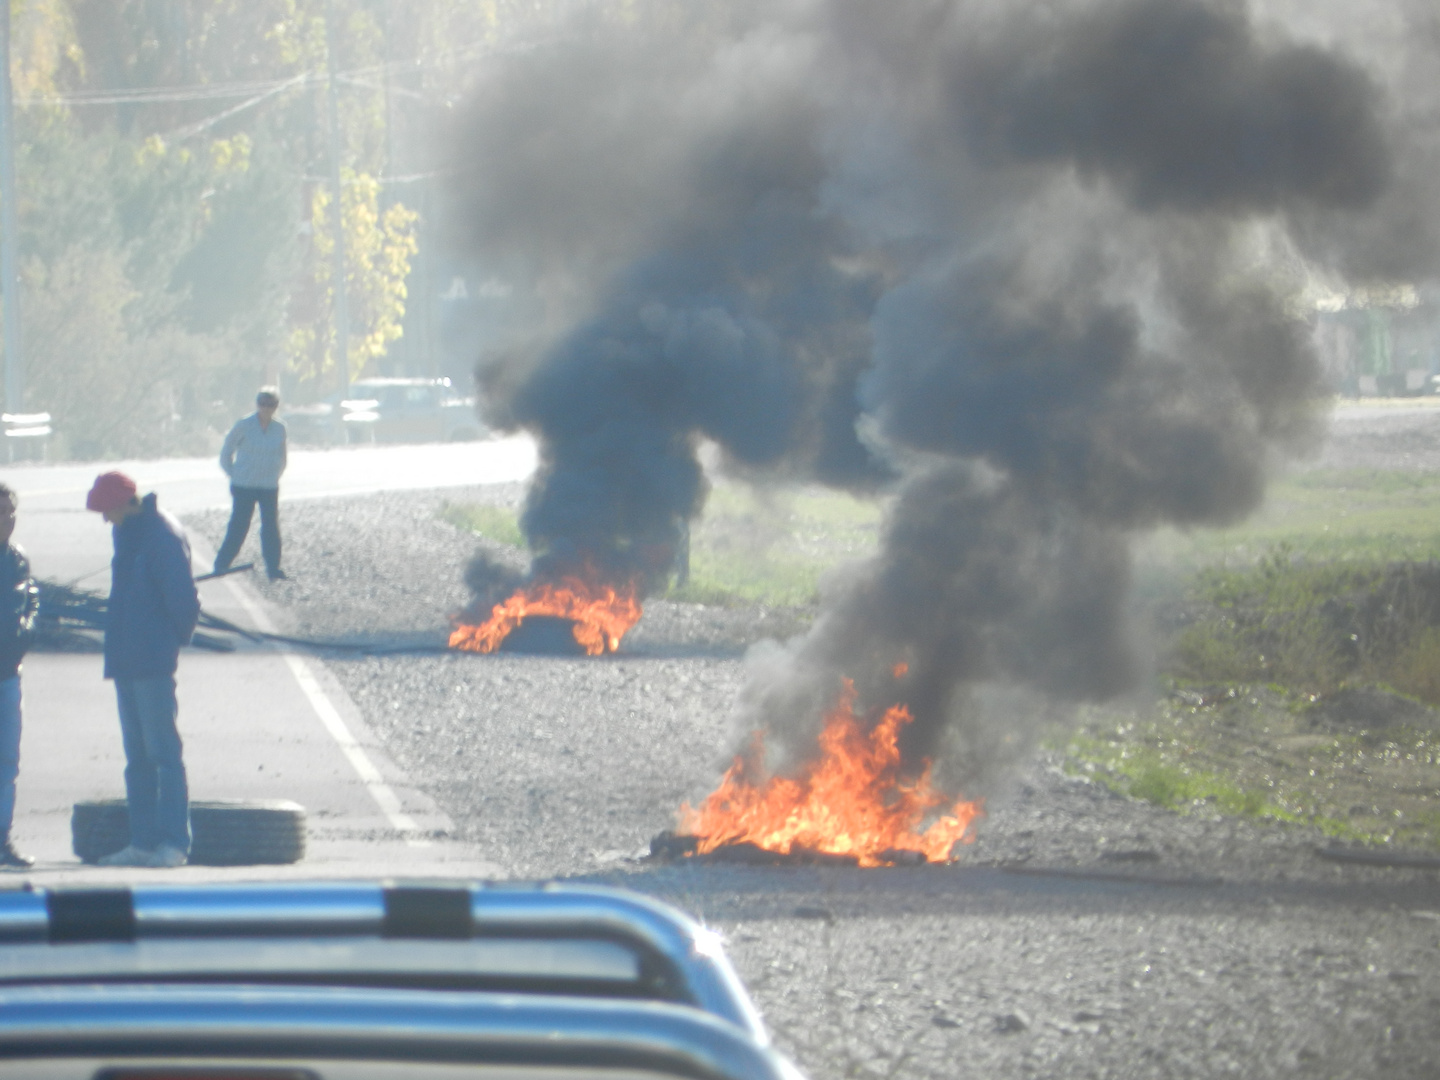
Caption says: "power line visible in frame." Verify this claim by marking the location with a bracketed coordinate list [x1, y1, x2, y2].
[335, 74, 444, 106]
[18, 75, 311, 106]
[163, 74, 311, 140]
[13, 32, 555, 110]
[299, 169, 451, 185]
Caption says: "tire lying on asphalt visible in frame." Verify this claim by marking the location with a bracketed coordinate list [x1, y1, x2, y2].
[71, 799, 306, 866]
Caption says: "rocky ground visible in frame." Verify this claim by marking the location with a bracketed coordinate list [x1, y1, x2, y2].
[182, 404, 1440, 1080]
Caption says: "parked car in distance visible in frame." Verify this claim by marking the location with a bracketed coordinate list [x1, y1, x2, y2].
[286, 377, 486, 445]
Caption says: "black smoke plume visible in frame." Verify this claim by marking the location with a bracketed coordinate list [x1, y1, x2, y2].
[446, 0, 1439, 786]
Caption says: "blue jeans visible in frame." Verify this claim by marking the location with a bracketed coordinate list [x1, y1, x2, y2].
[0, 676, 20, 840]
[215, 485, 281, 576]
[114, 676, 191, 854]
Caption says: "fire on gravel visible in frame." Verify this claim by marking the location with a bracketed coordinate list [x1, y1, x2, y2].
[666, 672, 983, 868]
[449, 569, 643, 656]
[448, 572, 982, 867]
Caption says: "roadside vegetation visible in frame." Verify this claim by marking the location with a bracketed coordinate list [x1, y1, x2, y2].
[443, 465, 1440, 848]
[1141, 468, 1440, 711]
[1076, 466, 1440, 849]
[438, 502, 527, 551]
[440, 482, 883, 608]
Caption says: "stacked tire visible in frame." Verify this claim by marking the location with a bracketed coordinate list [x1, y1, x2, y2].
[72, 799, 306, 866]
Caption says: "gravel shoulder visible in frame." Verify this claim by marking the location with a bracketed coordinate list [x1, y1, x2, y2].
[183, 443, 1440, 1079]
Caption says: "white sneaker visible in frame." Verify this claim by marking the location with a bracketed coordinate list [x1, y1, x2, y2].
[151, 845, 188, 868]
[96, 844, 158, 867]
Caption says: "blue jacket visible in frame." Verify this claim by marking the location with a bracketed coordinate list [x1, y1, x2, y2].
[0, 543, 37, 682]
[103, 494, 200, 680]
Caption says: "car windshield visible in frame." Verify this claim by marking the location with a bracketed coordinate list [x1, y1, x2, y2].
[3, 3, 1440, 1080]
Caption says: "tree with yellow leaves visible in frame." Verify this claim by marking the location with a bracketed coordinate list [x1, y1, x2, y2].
[291, 169, 417, 388]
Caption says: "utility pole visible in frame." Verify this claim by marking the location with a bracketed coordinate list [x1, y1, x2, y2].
[324, 0, 351, 401]
[0, 2, 23, 415]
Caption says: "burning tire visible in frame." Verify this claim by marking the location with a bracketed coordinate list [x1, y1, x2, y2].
[71, 798, 307, 866]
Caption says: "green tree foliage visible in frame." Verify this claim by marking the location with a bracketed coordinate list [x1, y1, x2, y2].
[14, 115, 243, 456]
[295, 169, 417, 384]
[3, 0, 535, 457]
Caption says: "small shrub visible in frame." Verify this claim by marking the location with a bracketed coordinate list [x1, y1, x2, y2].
[1233, 788, 1270, 817]
[1167, 552, 1440, 697]
[1128, 763, 1189, 807]
[440, 503, 525, 549]
[1387, 627, 1440, 706]
[666, 580, 740, 607]
[1170, 619, 1262, 683]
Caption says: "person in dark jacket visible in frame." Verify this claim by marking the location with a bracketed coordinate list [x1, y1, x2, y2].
[0, 483, 38, 869]
[85, 471, 200, 868]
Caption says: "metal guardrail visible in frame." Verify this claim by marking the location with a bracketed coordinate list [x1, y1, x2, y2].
[0, 412, 49, 463]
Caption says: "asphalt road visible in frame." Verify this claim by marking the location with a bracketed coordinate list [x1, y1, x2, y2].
[1, 437, 535, 883]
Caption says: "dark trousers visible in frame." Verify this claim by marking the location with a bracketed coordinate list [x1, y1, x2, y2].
[115, 675, 190, 854]
[0, 676, 20, 840]
[215, 485, 281, 575]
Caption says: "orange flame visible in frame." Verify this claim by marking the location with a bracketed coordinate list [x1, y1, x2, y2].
[679, 681, 981, 867]
[450, 575, 643, 656]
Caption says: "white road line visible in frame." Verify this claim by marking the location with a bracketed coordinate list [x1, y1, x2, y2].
[220, 576, 432, 848]
[277, 652, 431, 847]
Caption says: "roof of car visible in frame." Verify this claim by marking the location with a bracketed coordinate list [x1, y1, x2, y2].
[0, 880, 797, 1080]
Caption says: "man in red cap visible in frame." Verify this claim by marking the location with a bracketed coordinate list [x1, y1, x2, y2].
[85, 471, 200, 868]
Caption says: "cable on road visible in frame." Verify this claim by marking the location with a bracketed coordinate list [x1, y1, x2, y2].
[35, 576, 453, 658]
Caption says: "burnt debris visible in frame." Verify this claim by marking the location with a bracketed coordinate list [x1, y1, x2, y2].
[495, 614, 589, 656]
[647, 829, 930, 869]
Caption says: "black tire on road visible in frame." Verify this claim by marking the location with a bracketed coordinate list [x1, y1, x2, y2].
[71, 799, 307, 866]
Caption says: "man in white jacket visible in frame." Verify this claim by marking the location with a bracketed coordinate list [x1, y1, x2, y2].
[215, 388, 288, 581]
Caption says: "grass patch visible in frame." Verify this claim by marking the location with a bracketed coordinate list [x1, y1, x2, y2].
[438, 501, 525, 549]
[1065, 734, 1296, 821]
[1058, 694, 1440, 849]
[1142, 469, 1440, 704]
[438, 482, 883, 608]
[1074, 466, 1440, 846]
[674, 483, 882, 605]
[1165, 550, 1440, 703]
[1140, 469, 1440, 576]
[1390, 627, 1440, 704]
[665, 579, 743, 607]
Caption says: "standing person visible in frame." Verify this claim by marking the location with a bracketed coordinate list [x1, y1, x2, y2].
[86, 471, 200, 868]
[0, 484, 38, 869]
[215, 387, 288, 581]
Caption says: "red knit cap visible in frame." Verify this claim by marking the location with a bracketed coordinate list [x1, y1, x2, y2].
[86, 471, 137, 513]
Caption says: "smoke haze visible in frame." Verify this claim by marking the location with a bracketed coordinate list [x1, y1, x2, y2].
[447, 0, 1440, 786]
